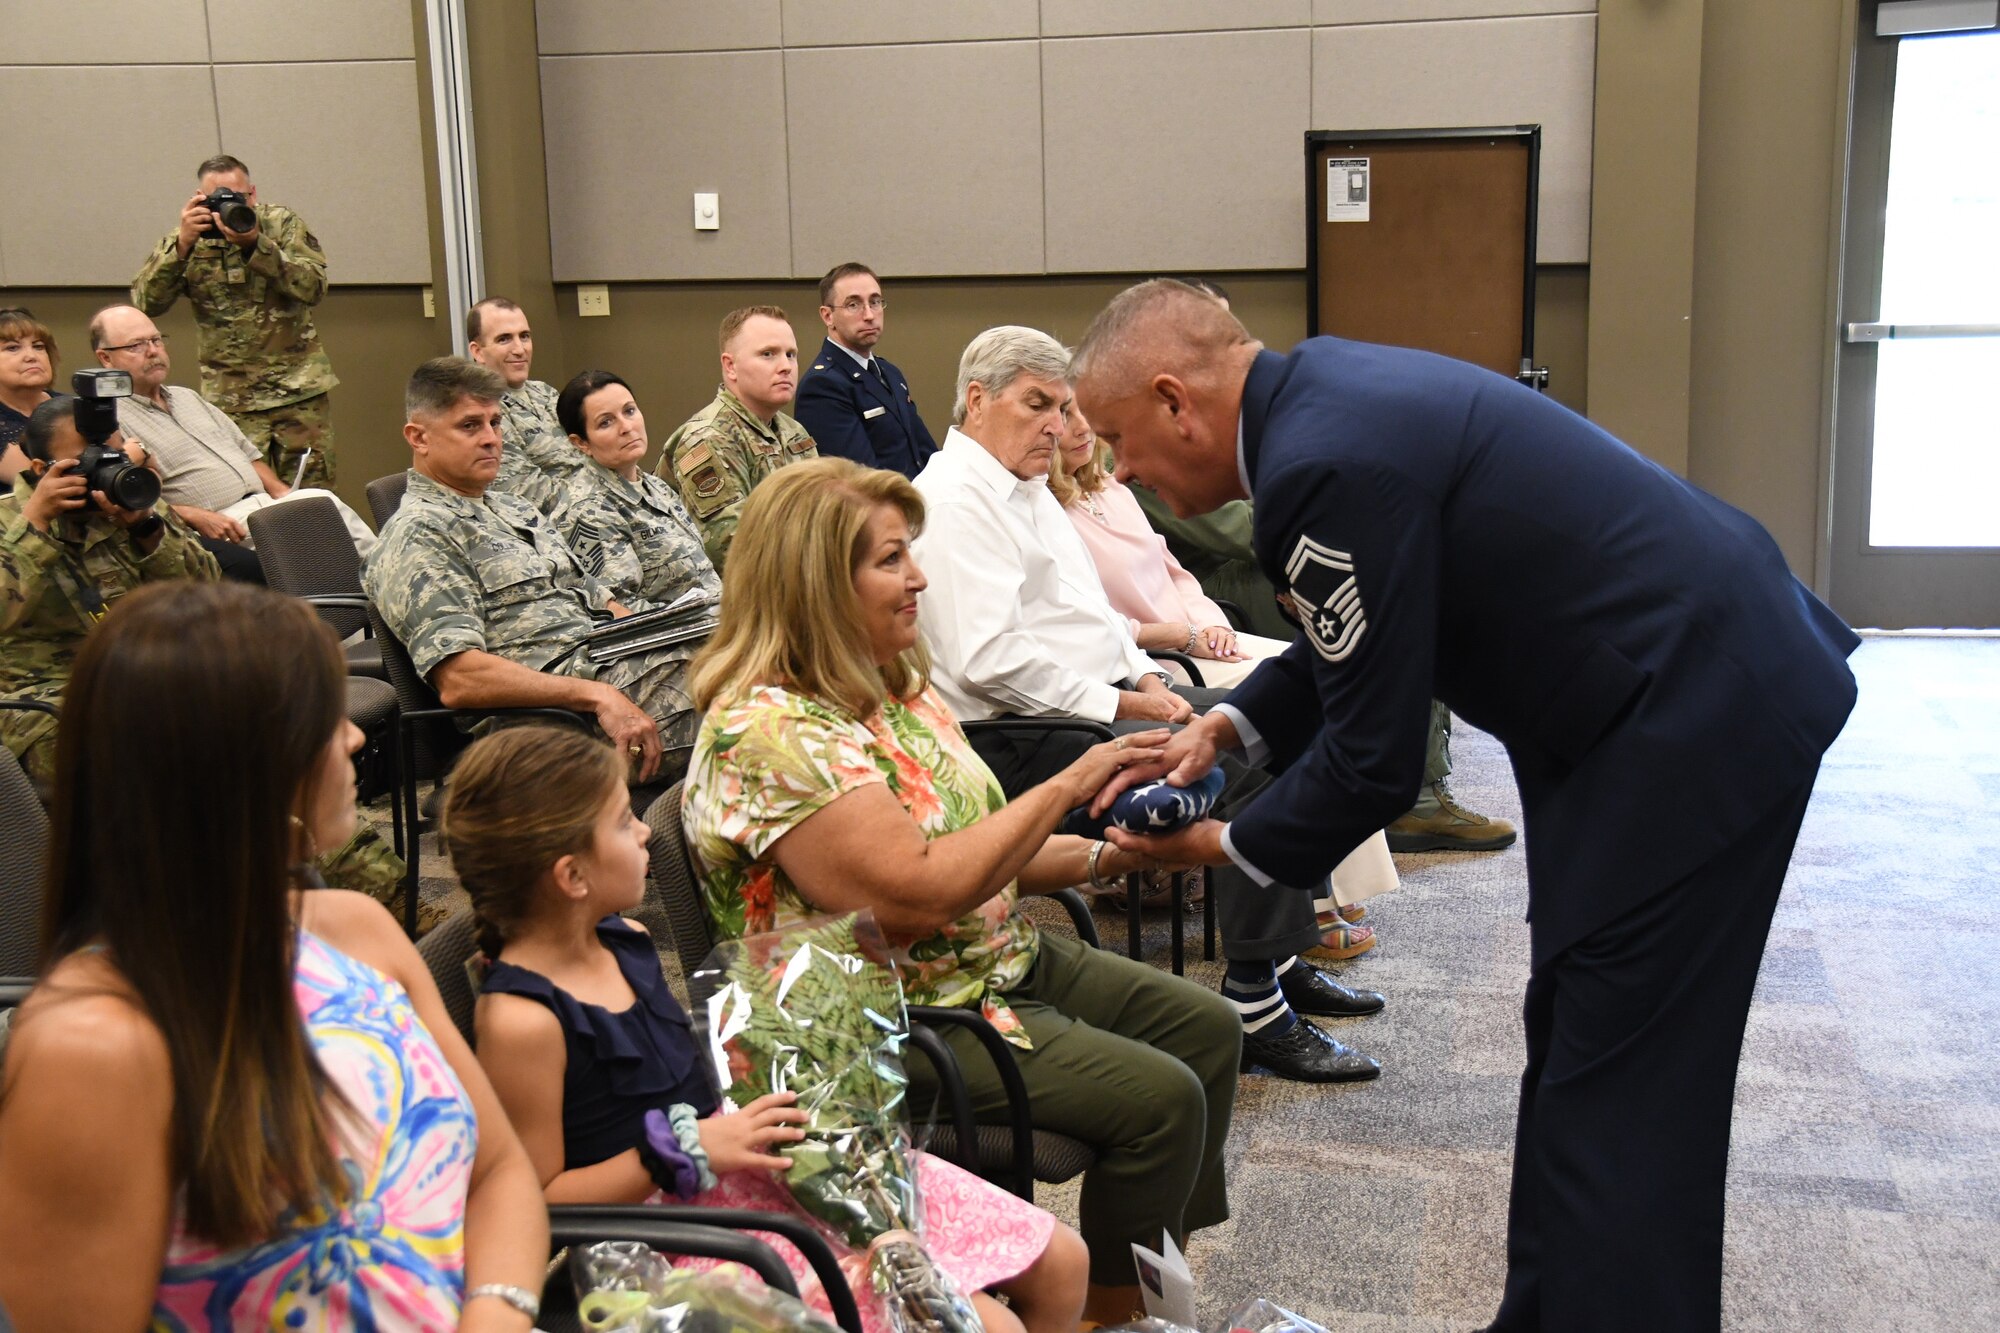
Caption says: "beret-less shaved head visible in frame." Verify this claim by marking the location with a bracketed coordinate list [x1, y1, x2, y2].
[1070, 278, 1255, 400]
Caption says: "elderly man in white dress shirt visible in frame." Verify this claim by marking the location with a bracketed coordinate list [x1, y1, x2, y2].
[910, 325, 1383, 1084]
[92, 305, 376, 558]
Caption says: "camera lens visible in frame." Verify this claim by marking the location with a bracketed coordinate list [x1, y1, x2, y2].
[221, 201, 257, 233]
[107, 462, 162, 512]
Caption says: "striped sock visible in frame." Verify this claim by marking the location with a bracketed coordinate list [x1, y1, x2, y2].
[1222, 959, 1297, 1036]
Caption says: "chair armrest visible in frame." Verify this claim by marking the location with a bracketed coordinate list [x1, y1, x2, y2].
[545, 1204, 800, 1299]
[1151, 649, 1206, 689]
[961, 717, 1115, 744]
[610, 1205, 863, 1333]
[906, 1005, 1036, 1200]
[1047, 886, 1101, 949]
[906, 1023, 983, 1180]
[1212, 598, 1249, 632]
[0, 977, 36, 1009]
[0, 699, 59, 718]
[303, 594, 371, 609]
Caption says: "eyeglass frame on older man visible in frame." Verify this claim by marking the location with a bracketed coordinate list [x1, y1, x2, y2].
[100, 334, 171, 355]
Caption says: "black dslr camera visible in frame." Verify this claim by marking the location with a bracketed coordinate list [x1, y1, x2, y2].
[70, 370, 162, 512]
[200, 187, 257, 240]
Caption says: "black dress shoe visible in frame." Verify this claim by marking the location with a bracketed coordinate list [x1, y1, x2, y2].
[1279, 962, 1385, 1017]
[1240, 1020, 1382, 1083]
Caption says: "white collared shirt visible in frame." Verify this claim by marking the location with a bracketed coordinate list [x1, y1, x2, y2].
[830, 338, 875, 375]
[912, 427, 1161, 723]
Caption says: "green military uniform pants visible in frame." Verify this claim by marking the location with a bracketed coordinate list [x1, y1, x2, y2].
[233, 392, 336, 490]
[904, 928, 1240, 1285]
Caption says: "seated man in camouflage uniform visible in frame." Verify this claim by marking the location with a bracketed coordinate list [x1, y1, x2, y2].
[656, 305, 817, 571]
[132, 154, 339, 490]
[466, 296, 587, 513]
[548, 369, 720, 609]
[2, 398, 219, 794]
[363, 357, 701, 783]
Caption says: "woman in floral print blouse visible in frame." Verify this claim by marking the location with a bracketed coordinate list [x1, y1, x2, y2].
[682, 457, 1245, 1326]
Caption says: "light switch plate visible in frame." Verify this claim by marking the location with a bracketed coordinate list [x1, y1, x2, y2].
[694, 192, 720, 231]
[422, 286, 435, 318]
[577, 284, 611, 317]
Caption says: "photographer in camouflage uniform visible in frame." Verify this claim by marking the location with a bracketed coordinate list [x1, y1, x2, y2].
[132, 155, 339, 490]
[1, 399, 217, 794]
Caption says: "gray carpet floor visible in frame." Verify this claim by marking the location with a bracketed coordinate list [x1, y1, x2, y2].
[382, 636, 2000, 1331]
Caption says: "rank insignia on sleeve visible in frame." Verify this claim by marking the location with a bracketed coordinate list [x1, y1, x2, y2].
[1285, 534, 1367, 663]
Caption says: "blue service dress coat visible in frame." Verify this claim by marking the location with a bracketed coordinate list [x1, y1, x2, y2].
[1224, 339, 1858, 965]
[794, 337, 939, 479]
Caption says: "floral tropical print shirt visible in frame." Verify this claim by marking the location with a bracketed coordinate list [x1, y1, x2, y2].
[683, 682, 1042, 1046]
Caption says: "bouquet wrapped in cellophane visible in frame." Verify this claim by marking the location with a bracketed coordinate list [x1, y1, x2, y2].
[570, 1241, 840, 1333]
[695, 912, 984, 1333]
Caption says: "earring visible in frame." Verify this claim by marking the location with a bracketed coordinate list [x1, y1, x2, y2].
[288, 814, 326, 887]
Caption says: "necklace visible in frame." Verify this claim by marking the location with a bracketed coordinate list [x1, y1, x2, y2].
[1079, 491, 1109, 525]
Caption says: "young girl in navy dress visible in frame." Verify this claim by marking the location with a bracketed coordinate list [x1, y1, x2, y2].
[445, 724, 1089, 1333]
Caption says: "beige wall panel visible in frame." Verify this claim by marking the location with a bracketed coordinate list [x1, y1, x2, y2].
[533, 0, 782, 54]
[205, 0, 415, 62]
[1310, 15, 1594, 263]
[0, 66, 218, 286]
[0, 0, 210, 65]
[1043, 30, 1310, 271]
[1314, 1, 1594, 22]
[213, 62, 431, 285]
[780, 0, 1037, 48]
[1041, 0, 1310, 37]
[786, 42, 1045, 277]
[540, 52, 791, 281]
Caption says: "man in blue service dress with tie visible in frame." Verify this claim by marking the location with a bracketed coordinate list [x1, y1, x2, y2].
[1072, 280, 1858, 1333]
[794, 262, 938, 478]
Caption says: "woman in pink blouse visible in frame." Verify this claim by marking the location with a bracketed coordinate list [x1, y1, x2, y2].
[1051, 404, 1288, 690]
[1053, 404, 1399, 940]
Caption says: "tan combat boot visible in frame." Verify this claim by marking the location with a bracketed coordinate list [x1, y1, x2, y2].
[1386, 779, 1518, 852]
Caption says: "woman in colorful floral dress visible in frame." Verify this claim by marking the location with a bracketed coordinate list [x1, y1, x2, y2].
[0, 582, 548, 1331]
[681, 457, 1244, 1327]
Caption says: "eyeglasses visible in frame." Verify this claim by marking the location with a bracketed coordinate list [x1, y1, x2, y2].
[836, 296, 888, 314]
[102, 335, 170, 354]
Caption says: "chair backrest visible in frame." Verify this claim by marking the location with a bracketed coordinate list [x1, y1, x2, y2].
[0, 744, 49, 976]
[640, 783, 719, 994]
[364, 603, 464, 781]
[365, 472, 409, 530]
[415, 907, 482, 1046]
[245, 497, 367, 639]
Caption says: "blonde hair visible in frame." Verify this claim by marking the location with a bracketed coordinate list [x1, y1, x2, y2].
[1047, 409, 1109, 510]
[690, 457, 929, 719]
[440, 726, 626, 957]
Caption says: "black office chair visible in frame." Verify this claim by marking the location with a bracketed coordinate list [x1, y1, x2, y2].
[0, 701, 56, 981]
[365, 472, 409, 529]
[244, 497, 383, 680]
[366, 607, 589, 936]
[413, 907, 864, 1333]
[640, 784, 1100, 1203]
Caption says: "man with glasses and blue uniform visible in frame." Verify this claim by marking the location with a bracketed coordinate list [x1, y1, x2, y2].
[796, 262, 940, 479]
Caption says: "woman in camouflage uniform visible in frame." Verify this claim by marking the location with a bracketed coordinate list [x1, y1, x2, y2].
[549, 371, 721, 612]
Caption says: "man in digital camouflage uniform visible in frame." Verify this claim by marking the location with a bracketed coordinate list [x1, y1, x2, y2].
[466, 296, 587, 513]
[364, 358, 703, 784]
[132, 154, 339, 491]
[655, 305, 817, 571]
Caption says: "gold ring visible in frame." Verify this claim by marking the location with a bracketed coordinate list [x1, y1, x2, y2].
[628, 744, 642, 756]
[1114, 737, 1127, 750]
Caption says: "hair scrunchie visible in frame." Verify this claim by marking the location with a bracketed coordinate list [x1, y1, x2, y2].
[637, 1104, 717, 1199]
